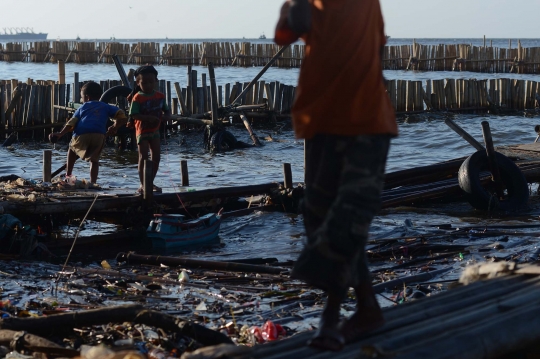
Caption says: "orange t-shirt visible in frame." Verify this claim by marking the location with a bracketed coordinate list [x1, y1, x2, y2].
[280, 0, 397, 139]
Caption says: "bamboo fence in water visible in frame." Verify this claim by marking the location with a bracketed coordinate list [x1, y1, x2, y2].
[1, 40, 539, 72]
[1, 74, 539, 140]
[0, 41, 304, 68]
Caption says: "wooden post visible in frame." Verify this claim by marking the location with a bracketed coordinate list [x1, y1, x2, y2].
[190, 69, 198, 114]
[143, 159, 153, 206]
[231, 46, 290, 106]
[239, 112, 261, 146]
[181, 160, 189, 187]
[174, 82, 188, 115]
[444, 118, 485, 151]
[481, 121, 504, 198]
[58, 60, 65, 84]
[283, 163, 293, 189]
[73, 72, 80, 104]
[43, 150, 52, 182]
[208, 62, 219, 127]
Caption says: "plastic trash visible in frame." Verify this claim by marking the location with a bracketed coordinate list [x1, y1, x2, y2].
[179, 270, 189, 283]
[276, 323, 287, 337]
[251, 326, 264, 344]
[64, 175, 77, 185]
[262, 320, 278, 341]
[100, 260, 111, 269]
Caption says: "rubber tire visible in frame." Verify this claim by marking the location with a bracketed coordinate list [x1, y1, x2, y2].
[458, 150, 529, 211]
[210, 130, 238, 152]
[99, 85, 132, 103]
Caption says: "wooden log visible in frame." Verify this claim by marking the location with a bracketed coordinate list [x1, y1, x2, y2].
[0, 305, 233, 346]
[444, 118, 485, 151]
[118, 252, 286, 275]
[181, 159, 189, 186]
[0, 182, 280, 215]
[239, 112, 261, 146]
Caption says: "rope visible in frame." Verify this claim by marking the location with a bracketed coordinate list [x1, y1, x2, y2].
[54, 194, 99, 296]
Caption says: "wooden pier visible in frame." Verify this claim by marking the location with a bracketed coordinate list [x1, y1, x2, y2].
[182, 262, 540, 359]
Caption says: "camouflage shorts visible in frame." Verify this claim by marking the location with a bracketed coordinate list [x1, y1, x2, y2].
[291, 134, 391, 296]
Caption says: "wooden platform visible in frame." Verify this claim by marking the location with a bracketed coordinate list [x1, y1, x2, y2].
[183, 263, 540, 359]
[0, 183, 279, 215]
[498, 142, 540, 161]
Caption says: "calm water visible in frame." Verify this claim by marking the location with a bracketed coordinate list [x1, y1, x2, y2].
[2, 38, 540, 264]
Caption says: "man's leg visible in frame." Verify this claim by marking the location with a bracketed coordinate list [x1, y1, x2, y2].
[293, 134, 391, 350]
[294, 134, 347, 351]
[337, 135, 391, 342]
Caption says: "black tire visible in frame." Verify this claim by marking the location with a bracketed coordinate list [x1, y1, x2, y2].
[210, 130, 238, 152]
[458, 150, 529, 211]
[99, 85, 132, 103]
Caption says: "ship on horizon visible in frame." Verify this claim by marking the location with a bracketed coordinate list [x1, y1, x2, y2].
[0, 27, 47, 41]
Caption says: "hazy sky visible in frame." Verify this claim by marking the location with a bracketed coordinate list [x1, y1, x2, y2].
[1, 0, 538, 40]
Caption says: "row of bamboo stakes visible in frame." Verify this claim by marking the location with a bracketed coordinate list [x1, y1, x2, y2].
[1, 39, 539, 72]
[2, 75, 539, 140]
[0, 41, 304, 68]
[0, 73, 297, 137]
[386, 40, 537, 73]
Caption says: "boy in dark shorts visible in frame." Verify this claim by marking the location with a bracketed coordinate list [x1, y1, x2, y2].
[128, 65, 170, 193]
[51, 81, 127, 185]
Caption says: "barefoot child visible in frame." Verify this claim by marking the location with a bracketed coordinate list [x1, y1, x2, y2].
[128, 65, 171, 194]
[51, 81, 127, 185]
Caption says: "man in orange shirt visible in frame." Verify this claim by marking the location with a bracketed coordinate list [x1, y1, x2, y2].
[275, 0, 397, 351]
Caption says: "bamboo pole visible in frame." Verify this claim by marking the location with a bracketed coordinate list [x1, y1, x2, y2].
[57, 60, 65, 84]
[208, 63, 220, 126]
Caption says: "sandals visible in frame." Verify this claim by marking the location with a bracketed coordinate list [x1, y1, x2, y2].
[308, 325, 345, 352]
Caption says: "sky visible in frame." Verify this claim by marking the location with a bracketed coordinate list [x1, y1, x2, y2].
[0, 0, 538, 40]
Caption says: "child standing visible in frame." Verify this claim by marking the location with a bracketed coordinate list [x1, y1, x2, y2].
[128, 65, 170, 193]
[51, 81, 127, 185]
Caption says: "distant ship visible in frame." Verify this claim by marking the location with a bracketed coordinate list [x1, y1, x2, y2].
[259, 33, 267, 40]
[0, 27, 47, 40]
